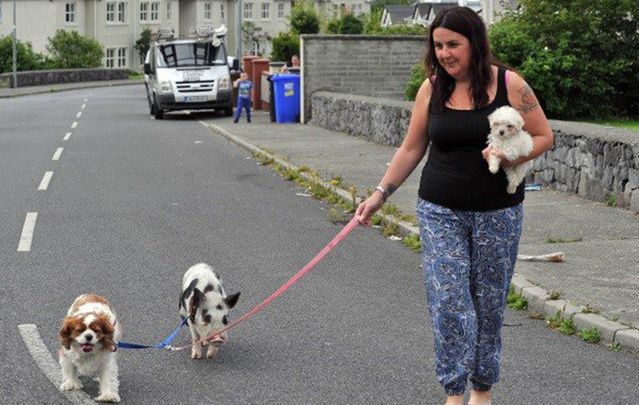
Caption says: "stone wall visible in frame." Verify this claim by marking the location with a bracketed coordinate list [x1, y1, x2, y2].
[310, 91, 639, 212]
[300, 34, 425, 123]
[0, 69, 129, 88]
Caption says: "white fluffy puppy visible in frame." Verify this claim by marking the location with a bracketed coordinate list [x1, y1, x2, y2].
[487, 106, 534, 194]
[59, 294, 121, 403]
[180, 263, 240, 360]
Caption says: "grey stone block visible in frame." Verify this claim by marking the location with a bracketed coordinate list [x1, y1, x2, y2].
[563, 302, 584, 318]
[510, 273, 535, 295]
[521, 286, 550, 313]
[573, 313, 630, 343]
[614, 328, 639, 352]
[542, 299, 567, 318]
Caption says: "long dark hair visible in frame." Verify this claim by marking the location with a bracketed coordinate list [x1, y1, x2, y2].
[424, 6, 501, 112]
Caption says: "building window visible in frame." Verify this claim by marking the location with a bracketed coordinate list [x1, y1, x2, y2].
[277, 3, 284, 20]
[204, 2, 212, 20]
[140, 2, 148, 22]
[117, 1, 127, 23]
[151, 2, 159, 21]
[106, 48, 115, 68]
[108, 1, 127, 23]
[243, 2, 253, 20]
[65, 2, 76, 23]
[261, 3, 269, 20]
[220, 3, 224, 20]
[167, 1, 171, 19]
[117, 48, 127, 68]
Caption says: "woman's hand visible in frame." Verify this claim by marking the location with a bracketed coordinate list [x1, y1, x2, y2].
[482, 146, 514, 168]
[355, 192, 385, 227]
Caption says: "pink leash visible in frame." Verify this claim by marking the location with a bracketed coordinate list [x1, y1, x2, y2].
[169, 217, 360, 351]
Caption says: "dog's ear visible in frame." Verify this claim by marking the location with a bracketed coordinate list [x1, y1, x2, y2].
[224, 292, 240, 309]
[189, 289, 203, 323]
[91, 315, 117, 352]
[59, 316, 79, 350]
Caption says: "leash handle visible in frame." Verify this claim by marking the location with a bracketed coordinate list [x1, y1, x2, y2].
[170, 217, 359, 352]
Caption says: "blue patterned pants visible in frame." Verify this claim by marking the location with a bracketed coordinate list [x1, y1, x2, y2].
[416, 199, 523, 396]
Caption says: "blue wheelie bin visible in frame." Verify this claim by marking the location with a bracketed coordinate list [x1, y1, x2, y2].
[271, 74, 301, 123]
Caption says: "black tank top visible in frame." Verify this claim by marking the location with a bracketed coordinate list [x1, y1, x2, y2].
[418, 67, 525, 211]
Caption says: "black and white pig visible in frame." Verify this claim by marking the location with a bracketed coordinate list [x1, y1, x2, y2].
[179, 263, 240, 360]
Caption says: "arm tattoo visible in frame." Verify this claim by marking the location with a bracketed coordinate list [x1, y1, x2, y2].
[517, 83, 539, 114]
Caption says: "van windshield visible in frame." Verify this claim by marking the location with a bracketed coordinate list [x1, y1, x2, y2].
[156, 42, 226, 68]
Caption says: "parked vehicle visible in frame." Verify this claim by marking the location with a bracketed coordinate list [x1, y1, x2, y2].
[144, 26, 233, 119]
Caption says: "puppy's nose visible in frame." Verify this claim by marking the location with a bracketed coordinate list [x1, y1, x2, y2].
[85, 335, 93, 342]
[499, 129, 505, 135]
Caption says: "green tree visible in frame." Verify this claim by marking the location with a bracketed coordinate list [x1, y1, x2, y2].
[339, 14, 364, 34]
[404, 63, 425, 101]
[0, 36, 47, 73]
[370, 0, 412, 13]
[46, 30, 103, 69]
[134, 28, 152, 65]
[270, 31, 299, 63]
[288, 0, 320, 35]
[362, 9, 426, 35]
[489, 0, 639, 119]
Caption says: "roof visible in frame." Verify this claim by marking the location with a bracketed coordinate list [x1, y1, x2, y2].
[383, 5, 417, 22]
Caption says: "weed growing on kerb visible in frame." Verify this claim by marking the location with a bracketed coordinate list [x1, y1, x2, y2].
[506, 286, 528, 311]
[578, 328, 601, 344]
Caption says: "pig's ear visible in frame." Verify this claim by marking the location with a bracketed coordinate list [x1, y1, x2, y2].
[224, 292, 240, 309]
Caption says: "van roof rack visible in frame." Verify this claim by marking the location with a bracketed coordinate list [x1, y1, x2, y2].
[156, 28, 175, 40]
[195, 24, 228, 46]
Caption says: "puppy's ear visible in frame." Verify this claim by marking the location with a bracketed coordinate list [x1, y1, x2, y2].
[189, 289, 203, 323]
[224, 292, 240, 309]
[91, 315, 116, 352]
[59, 317, 78, 350]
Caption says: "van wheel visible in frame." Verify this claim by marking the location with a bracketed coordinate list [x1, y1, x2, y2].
[153, 95, 164, 119]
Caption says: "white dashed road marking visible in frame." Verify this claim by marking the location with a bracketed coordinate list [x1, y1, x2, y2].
[52, 148, 64, 161]
[76, 112, 82, 118]
[17, 212, 38, 252]
[38, 172, 53, 191]
[64, 132, 72, 141]
[71, 122, 78, 129]
[81, 104, 86, 110]
[18, 324, 97, 405]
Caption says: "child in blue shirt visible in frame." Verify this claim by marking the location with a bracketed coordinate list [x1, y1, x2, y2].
[233, 72, 253, 123]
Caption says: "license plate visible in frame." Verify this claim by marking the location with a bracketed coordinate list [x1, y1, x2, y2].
[183, 70, 204, 81]
[184, 96, 207, 102]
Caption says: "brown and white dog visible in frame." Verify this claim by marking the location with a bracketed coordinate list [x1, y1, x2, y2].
[180, 263, 240, 360]
[59, 294, 121, 403]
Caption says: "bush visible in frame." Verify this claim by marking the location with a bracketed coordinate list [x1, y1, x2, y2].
[46, 30, 103, 69]
[0, 36, 47, 73]
[339, 14, 364, 34]
[288, 0, 320, 35]
[489, 0, 639, 119]
[134, 28, 152, 65]
[270, 31, 299, 63]
[405, 63, 425, 101]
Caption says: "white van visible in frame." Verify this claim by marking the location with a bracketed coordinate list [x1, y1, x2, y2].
[144, 26, 233, 119]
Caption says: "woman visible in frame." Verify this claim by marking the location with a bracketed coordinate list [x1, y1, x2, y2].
[355, 6, 553, 405]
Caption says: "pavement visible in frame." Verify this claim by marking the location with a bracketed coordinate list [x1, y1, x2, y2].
[4, 81, 639, 354]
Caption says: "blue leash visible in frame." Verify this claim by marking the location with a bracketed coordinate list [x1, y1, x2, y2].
[117, 318, 188, 350]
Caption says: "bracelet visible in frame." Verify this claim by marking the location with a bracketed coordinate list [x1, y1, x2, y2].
[374, 185, 388, 202]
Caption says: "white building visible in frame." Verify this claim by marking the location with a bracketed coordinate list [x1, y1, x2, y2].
[0, 0, 370, 69]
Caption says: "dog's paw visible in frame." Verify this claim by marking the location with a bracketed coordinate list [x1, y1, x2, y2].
[507, 184, 517, 194]
[207, 346, 219, 359]
[95, 391, 120, 403]
[60, 379, 83, 391]
[191, 349, 203, 360]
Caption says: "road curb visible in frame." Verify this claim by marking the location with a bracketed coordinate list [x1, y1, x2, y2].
[0, 80, 143, 98]
[204, 121, 639, 355]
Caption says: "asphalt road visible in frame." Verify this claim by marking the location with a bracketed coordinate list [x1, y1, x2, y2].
[1, 86, 639, 404]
